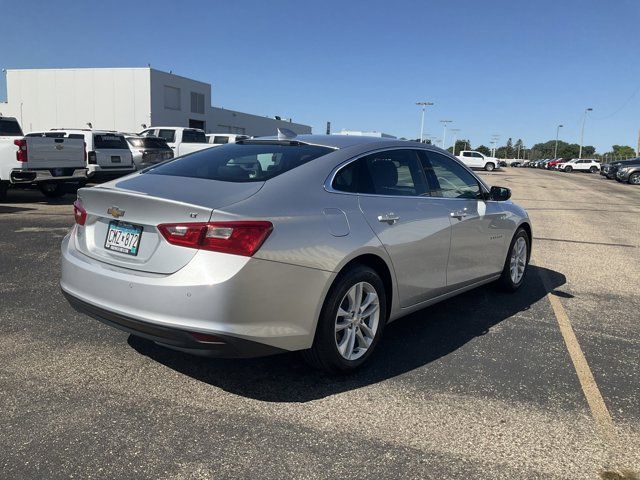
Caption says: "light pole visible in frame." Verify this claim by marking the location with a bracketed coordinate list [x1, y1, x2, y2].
[554, 124, 563, 159]
[416, 102, 434, 143]
[450, 128, 460, 155]
[440, 120, 452, 150]
[578, 108, 593, 159]
[491, 134, 500, 157]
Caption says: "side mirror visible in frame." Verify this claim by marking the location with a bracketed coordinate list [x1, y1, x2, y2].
[489, 186, 511, 201]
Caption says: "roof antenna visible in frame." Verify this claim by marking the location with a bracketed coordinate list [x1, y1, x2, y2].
[277, 128, 297, 140]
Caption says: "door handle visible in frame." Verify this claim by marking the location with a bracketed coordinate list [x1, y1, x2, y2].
[450, 209, 468, 220]
[377, 213, 400, 225]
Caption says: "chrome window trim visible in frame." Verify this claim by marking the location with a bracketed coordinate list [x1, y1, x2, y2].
[324, 145, 490, 200]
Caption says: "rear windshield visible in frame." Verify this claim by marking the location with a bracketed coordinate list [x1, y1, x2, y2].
[147, 143, 334, 182]
[94, 134, 129, 149]
[127, 137, 170, 149]
[182, 130, 207, 143]
[0, 119, 23, 136]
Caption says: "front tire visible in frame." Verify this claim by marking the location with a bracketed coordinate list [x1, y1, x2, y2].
[303, 265, 387, 373]
[485, 162, 495, 172]
[498, 228, 530, 292]
[628, 173, 640, 185]
[38, 182, 67, 198]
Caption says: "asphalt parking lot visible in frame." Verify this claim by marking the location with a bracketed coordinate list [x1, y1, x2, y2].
[1, 169, 638, 479]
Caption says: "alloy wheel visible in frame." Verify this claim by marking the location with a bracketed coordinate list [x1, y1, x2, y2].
[509, 237, 527, 284]
[335, 282, 380, 361]
[630, 173, 640, 185]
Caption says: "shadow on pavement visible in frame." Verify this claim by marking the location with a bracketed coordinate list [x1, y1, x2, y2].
[129, 265, 565, 403]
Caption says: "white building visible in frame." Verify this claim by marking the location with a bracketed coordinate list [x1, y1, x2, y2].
[334, 129, 396, 138]
[0, 67, 311, 136]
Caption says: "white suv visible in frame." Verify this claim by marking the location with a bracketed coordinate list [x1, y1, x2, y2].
[558, 159, 600, 173]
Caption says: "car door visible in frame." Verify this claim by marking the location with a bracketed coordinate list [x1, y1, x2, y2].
[422, 150, 511, 287]
[337, 149, 452, 307]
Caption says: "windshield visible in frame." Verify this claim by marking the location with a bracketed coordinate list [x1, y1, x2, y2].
[94, 134, 129, 149]
[147, 142, 334, 182]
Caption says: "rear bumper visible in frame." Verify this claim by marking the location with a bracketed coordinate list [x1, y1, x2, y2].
[88, 165, 136, 178]
[60, 233, 333, 356]
[63, 290, 285, 358]
[10, 168, 87, 184]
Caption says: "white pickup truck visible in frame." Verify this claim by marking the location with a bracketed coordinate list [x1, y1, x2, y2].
[456, 150, 500, 171]
[139, 127, 213, 157]
[0, 116, 87, 200]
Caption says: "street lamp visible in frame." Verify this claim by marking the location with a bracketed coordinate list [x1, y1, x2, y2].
[578, 108, 593, 159]
[416, 102, 434, 143]
[554, 124, 563, 159]
[450, 128, 460, 155]
[491, 134, 500, 157]
[440, 120, 452, 150]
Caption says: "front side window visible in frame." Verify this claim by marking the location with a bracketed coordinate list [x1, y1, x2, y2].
[148, 143, 333, 182]
[332, 149, 429, 196]
[157, 129, 176, 143]
[423, 152, 481, 199]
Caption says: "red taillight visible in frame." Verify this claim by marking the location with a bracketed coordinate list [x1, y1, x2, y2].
[14, 139, 27, 162]
[157, 221, 273, 257]
[73, 200, 87, 226]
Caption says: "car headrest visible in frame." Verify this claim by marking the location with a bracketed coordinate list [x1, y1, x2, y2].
[370, 160, 398, 188]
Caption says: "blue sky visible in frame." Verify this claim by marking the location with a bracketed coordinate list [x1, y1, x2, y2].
[1, 0, 639, 152]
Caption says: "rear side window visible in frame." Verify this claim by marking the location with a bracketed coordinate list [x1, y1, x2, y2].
[182, 130, 207, 143]
[93, 134, 129, 149]
[332, 149, 429, 196]
[213, 136, 229, 144]
[148, 143, 333, 182]
[0, 119, 23, 136]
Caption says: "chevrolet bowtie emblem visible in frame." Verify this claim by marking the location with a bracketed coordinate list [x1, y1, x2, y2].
[107, 206, 125, 218]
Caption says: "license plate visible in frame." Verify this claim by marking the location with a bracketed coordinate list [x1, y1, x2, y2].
[104, 221, 142, 256]
[111, 156, 121, 163]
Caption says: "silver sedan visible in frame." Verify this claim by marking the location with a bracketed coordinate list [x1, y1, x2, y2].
[61, 134, 532, 372]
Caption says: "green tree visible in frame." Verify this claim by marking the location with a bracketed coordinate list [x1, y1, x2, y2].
[476, 145, 491, 156]
[505, 138, 514, 158]
[609, 145, 636, 158]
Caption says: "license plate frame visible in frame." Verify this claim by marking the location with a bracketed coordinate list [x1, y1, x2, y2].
[104, 221, 143, 256]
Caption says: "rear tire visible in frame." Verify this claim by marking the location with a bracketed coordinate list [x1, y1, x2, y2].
[498, 228, 530, 292]
[303, 265, 387, 373]
[38, 182, 67, 198]
[485, 162, 495, 172]
[589, 166, 598, 173]
[564, 166, 573, 173]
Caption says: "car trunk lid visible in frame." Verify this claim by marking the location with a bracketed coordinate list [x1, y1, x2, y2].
[74, 174, 264, 274]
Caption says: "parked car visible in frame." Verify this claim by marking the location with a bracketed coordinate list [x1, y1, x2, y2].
[456, 150, 501, 171]
[615, 161, 640, 185]
[206, 133, 250, 145]
[126, 136, 174, 169]
[547, 158, 566, 170]
[0, 116, 87, 200]
[140, 127, 213, 157]
[510, 161, 522, 167]
[558, 159, 600, 173]
[51, 129, 135, 179]
[61, 134, 532, 373]
[601, 159, 639, 179]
